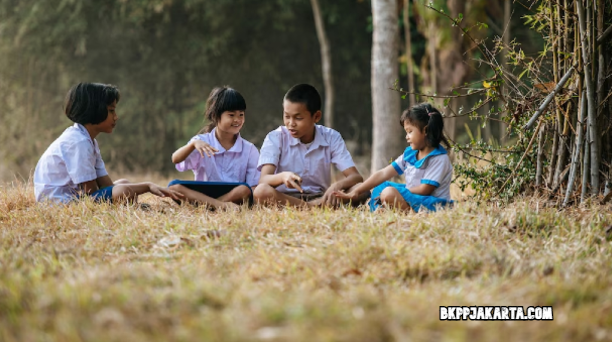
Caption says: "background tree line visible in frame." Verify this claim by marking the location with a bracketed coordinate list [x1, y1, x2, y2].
[2, 0, 609, 203]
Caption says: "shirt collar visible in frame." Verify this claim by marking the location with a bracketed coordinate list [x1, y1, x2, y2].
[287, 125, 330, 149]
[210, 128, 243, 153]
[73, 123, 98, 149]
[404, 145, 447, 168]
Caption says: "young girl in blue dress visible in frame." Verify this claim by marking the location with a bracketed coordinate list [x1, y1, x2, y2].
[169, 87, 260, 210]
[334, 103, 453, 212]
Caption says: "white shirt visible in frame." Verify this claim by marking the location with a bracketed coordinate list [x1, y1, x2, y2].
[34, 123, 108, 203]
[391, 146, 453, 200]
[258, 125, 356, 193]
[175, 129, 260, 187]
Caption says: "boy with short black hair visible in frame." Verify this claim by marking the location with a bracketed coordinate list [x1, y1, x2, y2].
[254, 83, 366, 207]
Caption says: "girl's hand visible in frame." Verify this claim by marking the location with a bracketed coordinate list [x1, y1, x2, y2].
[281, 172, 303, 193]
[321, 183, 343, 207]
[193, 140, 219, 158]
[148, 184, 184, 200]
[333, 189, 359, 201]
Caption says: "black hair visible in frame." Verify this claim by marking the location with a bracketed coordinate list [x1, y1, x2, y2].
[64, 83, 120, 125]
[283, 84, 321, 115]
[400, 102, 449, 148]
[201, 86, 246, 133]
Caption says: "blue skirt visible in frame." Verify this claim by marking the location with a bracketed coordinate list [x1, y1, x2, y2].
[368, 181, 452, 212]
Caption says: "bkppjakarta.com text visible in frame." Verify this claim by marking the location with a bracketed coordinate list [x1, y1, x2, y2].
[440, 306, 553, 321]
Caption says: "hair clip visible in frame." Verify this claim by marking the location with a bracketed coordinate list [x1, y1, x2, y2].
[428, 112, 434, 116]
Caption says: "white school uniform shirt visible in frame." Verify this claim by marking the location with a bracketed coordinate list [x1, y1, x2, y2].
[34, 123, 108, 203]
[175, 128, 260, 187]
[391, 146, 453, 200]
[257, 125, 356, 194]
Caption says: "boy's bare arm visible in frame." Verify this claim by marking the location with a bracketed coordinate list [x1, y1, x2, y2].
[258, 164, 282, 186]
[259, 164, 303, 192]
[96, 175, 114, 188]
[334, 165, 398, 200]
[78, 180, 100, 195]
[331, 166, 363, 191]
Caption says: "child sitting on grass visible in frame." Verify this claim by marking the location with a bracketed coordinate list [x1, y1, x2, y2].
[334, 103, 453, 212]
[34, 83, 182, 204]
[169, 87, 259, 210]
[254, 84, 367, 207]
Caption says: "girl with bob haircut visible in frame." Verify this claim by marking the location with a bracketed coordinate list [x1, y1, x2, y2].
[169, 86, 260, 210]
[334, 103, 453, 212]
[34, 83, 182, 204]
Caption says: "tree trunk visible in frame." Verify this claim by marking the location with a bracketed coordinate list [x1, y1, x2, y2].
[371, 0, 402, 172]
[403, 0, 416, 106]
[310, 0, 334, 128]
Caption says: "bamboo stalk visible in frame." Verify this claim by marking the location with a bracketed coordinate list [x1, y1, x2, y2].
[597, 0, 604, 116]
[552, 1, 568, 189]
[536, 123, 546, 187]
[523, 66, 576, 130]
[553, 102, 571, 188]
[499, 119, 543, 194]
[597, 25, 612, 45]
[581, 125, 590, 202]
[547, 123, 558, 187]
[564, 91, 587, 206]
[576, 0, 600, 194]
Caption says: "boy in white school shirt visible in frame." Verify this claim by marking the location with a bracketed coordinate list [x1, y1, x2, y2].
[254, 84, 367, 207]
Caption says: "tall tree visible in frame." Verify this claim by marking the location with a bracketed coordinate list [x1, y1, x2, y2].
[403, 0, 416, 107]
[310, 0, 334, 128]
[371, 0, 403, 172]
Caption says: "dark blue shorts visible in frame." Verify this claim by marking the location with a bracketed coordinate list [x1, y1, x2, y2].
[369, 181, 452, 212]
[79, 186, 114, 203]
[168, 180, 253, 205]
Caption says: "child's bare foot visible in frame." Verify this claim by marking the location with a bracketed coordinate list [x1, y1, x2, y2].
[219, 202, 240, 212]
[307, 197, 324, 208]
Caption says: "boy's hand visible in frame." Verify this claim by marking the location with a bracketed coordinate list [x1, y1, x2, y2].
[148, 184, 184, 200]
[281, 172, 303, 193]
[193, 140, 219, 158]
[321, 183, 343, 207]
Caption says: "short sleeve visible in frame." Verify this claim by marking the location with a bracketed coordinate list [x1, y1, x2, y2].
[391, 154, 407, 175]
[63, 140, 97, 184]
[93, 140, 108, 177]
[421, 156, 451, 187]
[245, 145, 261, 186]
[257, 130, 282, 171]
[176, 136, 203, 172]
[330, 131, 355, 172]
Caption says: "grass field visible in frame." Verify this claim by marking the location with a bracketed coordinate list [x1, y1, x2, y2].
[1, 181, 612, 341]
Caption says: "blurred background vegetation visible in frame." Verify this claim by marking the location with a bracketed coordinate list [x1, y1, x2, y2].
[0, 0, 564, 182]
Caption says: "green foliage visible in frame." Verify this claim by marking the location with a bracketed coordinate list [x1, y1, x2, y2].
[0, 0, 373, 178]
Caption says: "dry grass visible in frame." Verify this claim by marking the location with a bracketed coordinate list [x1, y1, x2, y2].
[1, 180, 612, 342]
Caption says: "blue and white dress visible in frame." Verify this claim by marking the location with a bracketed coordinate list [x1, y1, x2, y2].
[369, 145, 453, 212]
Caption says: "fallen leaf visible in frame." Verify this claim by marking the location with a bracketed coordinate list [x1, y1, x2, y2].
[202, 230, 227, 239]
[342, 268, 363, 277]
[157, 236, 182, 248]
